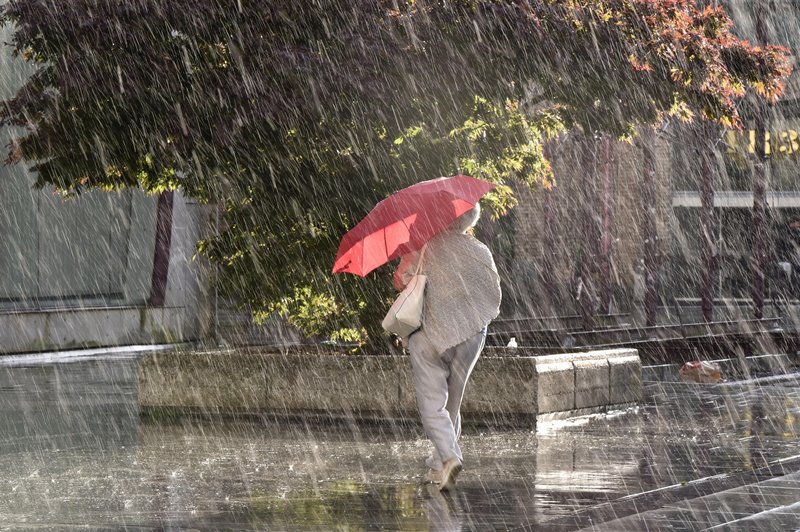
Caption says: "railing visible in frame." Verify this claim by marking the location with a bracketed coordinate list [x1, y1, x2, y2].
[487, 317, 783, 350]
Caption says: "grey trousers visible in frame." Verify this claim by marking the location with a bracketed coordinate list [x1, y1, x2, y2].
[408, 327, 487, 470]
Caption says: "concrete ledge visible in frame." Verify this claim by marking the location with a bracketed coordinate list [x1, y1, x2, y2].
[532, 348, 640, 414]
[0, 306, 195, 354]
[264, 354, 407, 415]
[138, 347, 642, 426]
[141, 349, 269, 411]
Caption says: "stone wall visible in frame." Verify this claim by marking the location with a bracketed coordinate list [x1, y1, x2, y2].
[138, 347, 641, 427]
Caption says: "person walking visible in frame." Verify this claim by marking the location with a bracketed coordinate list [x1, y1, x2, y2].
[392, 203, 501, 491]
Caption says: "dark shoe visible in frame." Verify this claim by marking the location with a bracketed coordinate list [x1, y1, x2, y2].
[438, 458, 462, 492]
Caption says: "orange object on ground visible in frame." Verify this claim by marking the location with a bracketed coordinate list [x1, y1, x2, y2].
[679, 360, 723, 383]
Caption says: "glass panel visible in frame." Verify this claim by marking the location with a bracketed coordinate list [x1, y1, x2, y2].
[718, 208, 752, 299]
[773, 208, 800, 301]
[0, 185, 157, 309]
[670, 207, 703, 299]
[0, 18, 158, 310]
[769, 128, 800, 191]
[0, 137, 38, 300]
[38, 188, 123, 300]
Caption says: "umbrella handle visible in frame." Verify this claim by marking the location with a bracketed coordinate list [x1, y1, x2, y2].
[414, 244, 428, 276]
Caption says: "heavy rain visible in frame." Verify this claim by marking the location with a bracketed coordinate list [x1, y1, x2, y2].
[0, 0, 798, 530]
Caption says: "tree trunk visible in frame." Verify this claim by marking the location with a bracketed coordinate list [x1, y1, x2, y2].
[752, 116, 768, 319]
[640, 128, 659, 327]
[599, 137, 614, 314]
[578, 134, 598, 330]
[700, 123, 718, 322]
[147, 190, 175, 307]
[752, 0, 768, 319]
[542, 140, 558, 314]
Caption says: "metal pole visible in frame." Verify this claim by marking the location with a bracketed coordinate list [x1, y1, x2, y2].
[640, 127, 659, 327]
[752, 0, 768, 319]
[700, 122, 717, 322]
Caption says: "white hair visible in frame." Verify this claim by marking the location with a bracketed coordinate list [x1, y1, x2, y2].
[447, 203, 481, 233]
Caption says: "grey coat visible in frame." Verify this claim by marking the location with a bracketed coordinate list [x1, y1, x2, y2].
[397, 229, 501, 354]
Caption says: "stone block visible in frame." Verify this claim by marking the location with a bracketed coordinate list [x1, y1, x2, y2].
[538, 352, 591, 365]
[263, 354, 407, 417]
[463, 357, 538, 420]
[578, 348, 637, 361]
[608, 354, 642, 404]
[535, 359, 574, 413]
[0, 306, 193, 354]
[138, 351, 268, 411]
[394, 356, 417, 412]
[0, 312, 47, 353]
[574, 358, 610, 409]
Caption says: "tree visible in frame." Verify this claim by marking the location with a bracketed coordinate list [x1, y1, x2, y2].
[1, 0, 790, 347]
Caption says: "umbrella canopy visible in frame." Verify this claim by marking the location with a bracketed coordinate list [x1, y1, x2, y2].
[333, 175, 496, 277]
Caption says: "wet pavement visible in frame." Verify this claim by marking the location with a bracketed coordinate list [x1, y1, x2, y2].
[0, 353, 798, 530]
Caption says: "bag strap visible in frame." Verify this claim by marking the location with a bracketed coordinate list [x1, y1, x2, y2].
[413, 244, 427, 276]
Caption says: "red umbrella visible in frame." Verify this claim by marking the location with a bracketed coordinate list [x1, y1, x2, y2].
[332, 175, 496, 277]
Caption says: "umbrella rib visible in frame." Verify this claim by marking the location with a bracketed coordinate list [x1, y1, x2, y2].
[383, 224, 389, 268]
[383, 215, 411, 270]
[399, 215, 414, 255]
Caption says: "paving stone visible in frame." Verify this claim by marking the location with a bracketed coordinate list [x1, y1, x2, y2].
[3, 354, 800, 530]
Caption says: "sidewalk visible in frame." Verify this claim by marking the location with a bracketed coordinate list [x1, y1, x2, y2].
[0, 353, 797, 529]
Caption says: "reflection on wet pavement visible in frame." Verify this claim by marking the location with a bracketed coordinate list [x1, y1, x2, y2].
[0, 356, 797, 530]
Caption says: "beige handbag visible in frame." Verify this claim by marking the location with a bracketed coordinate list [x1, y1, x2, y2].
[382, 245, 427, 338]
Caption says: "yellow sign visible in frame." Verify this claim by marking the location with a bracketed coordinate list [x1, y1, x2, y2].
[725, 130, 799, 157]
